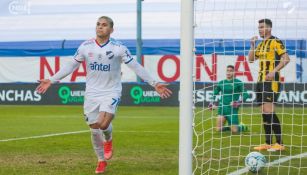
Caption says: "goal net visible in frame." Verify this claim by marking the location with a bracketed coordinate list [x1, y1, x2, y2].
[192, 0, 307, 174]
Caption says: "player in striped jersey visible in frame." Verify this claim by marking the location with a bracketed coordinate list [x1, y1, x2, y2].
[248, 19, 290, 151]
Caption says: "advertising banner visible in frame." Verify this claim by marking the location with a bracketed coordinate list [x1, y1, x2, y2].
[0, 83, 84, 105]
[144, 55, 297, 82]
[194, 83, 307, 106]
[0, 83, 306, 106]
[0, 55, 297, 83]
[0, 83, 180, 106]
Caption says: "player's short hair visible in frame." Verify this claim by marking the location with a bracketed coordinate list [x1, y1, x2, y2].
[227, 65, 234, 70]
[258, 18, 272, 28]
[98, 16, 114, 28]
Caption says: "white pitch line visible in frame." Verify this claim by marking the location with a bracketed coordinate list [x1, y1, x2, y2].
[228, 152, 307, 175]
[0, 130, 89, 142]
[0, 130, 176, 142]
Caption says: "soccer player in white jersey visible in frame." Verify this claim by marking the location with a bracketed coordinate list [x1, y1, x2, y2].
[36, 16, 172, 174]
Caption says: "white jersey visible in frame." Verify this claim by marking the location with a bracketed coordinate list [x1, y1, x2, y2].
[74, 38, 132, 97]
[50, 37, 156, 109]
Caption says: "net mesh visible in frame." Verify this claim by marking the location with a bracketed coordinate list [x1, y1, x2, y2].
[192, 0, 307, 174]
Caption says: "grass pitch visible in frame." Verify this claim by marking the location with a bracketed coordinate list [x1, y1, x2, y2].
[0, 106, 178, 175]
[193, 106, 307, 175]
[0, 106, 306, 175]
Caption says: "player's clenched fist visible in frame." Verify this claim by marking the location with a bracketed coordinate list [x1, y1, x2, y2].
[250, 36, 258, 48]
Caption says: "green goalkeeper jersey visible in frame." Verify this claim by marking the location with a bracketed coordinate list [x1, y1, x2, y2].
[213, 78, 249, 106]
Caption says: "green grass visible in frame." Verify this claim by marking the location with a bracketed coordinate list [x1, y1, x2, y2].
[0, 106, 306, 175]
[0, 106, 178, 175]
[193, 106, 307, 175]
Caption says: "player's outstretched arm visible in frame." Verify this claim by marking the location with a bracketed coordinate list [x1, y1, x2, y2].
[124, 56, 172, 98]
[36, 59, 81, 94]
[36, 79, 52, 94]
[154, 83, 172, 99]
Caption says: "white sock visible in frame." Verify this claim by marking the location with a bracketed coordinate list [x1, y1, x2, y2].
[102, 123, 112, 141]
[91, 128, 104, 161]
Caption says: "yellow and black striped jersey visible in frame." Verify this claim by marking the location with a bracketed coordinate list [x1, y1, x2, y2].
[255, 36, 287, 82]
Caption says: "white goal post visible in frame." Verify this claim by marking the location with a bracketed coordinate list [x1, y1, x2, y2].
[180, 0, 307, 175]
[179, 0, 194, 175]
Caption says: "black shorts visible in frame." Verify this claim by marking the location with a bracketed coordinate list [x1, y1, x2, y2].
[256, 82, 280, 105]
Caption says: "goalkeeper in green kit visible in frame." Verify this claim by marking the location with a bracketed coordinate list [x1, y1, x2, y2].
[209, 65, 250, 133]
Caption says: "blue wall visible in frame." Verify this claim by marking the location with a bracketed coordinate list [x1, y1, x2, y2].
[0, 39, 305, 56]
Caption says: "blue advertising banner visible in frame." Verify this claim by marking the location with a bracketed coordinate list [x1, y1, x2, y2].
[0, 83, 306, 106]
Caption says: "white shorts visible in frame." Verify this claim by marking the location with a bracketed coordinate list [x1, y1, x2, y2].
[83, 93, 121, 125]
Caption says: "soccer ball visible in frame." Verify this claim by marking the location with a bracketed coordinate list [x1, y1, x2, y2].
[245, 152, 266, 173]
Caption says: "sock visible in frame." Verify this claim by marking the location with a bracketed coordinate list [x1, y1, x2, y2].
[91, 128, 104, 161]
[102, 123, 113, 141]
[222, 125, 246, 132]
[272, 113, 283, 145]
[221, 125, 230, 131]
[221, 125, 245, 132]
[237, 124, 246, 132]
[262, 114, 273, 145]
[222, 126, 230, 131]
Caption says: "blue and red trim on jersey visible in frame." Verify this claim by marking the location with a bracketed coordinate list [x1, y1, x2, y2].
[95, 39, 110, 48]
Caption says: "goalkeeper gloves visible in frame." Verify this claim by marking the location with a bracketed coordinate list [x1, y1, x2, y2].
[208, 103, 217, 110]
[232, 101, 242, 108]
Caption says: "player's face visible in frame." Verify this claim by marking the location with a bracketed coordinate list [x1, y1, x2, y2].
[226, 67, 234, 79]
[96, 18, 113, 39]
[258, 23, 271, 38]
